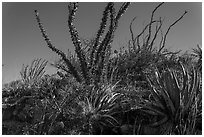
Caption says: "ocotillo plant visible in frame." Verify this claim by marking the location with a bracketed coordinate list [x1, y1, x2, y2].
[35, 2, 130, 86]
[128, 2, 187, 54]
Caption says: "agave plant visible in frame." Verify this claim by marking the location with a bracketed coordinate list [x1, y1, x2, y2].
[192, 44, 202, 72]
[139, 63, 201, 134]
[79, 84, 124, 134]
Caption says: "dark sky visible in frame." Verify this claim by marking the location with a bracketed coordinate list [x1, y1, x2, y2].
[2, 2, 202, 84]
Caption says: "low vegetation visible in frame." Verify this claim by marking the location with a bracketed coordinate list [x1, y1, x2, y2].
[2, 2, 202, 135]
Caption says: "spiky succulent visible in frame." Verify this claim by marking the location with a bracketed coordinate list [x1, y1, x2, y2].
[80, 84, 124, 134]
[140, 63, 201, 134]
[192, 44, 202, 72]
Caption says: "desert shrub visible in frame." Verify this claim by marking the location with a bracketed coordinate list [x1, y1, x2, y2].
[102, 2, 188, 89]
[3, 2, 201, 135]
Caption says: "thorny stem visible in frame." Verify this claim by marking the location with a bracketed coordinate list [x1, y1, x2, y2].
[129, 17, 138, 50]
[146, 2, 164, 46]
[136, 20, 160, 48]
[34, 10, 82, 83]
[68, 3, 90, 84]
[90, 2, 113, 69]
[159, 10, 188, 52]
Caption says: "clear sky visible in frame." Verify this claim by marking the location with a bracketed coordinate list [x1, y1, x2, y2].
[2, 2, 202, 84]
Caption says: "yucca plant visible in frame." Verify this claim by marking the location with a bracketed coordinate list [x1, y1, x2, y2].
[139, 62, 201, 134]
[35, 2, 130, 86]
